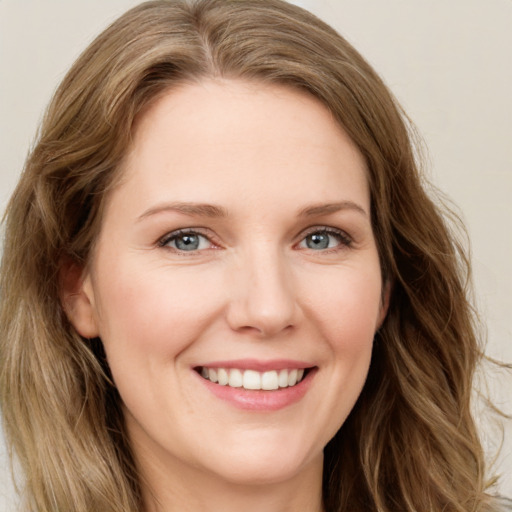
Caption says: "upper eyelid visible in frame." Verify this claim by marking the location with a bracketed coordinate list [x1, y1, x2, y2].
[298, 225, 352, 240]
[300, 225, 345, 234]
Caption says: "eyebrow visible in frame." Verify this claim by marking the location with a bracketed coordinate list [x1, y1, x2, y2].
[138, 200, 367, 222]
[138, 201, 228, 221]
[297, 201, 368, 218]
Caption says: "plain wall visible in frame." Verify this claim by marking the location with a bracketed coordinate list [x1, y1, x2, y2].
[1, 0, 511, 509]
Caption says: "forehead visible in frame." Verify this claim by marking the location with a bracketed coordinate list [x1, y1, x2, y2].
[111, 79, 369, 218]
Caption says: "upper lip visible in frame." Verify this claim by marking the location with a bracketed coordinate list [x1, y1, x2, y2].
[196, 359, 315, 372]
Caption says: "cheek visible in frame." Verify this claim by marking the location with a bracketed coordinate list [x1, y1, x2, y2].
[301, 264, 383, 344]
[93, 261, 226, 371]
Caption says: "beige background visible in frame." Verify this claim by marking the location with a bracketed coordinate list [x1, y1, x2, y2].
[1, 0, 511, 508]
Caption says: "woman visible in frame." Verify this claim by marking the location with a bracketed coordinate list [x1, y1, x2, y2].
[0, 1, 508, 511]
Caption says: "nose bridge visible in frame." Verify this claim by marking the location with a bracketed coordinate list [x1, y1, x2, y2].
[227, 241, 298, 336]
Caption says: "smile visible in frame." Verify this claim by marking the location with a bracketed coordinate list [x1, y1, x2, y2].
[198, 367, 308, 390]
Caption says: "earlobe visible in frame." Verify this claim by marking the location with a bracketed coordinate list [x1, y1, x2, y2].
[59, 256, 99, 338]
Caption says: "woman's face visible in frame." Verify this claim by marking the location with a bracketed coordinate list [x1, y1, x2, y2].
[68, 80, 387, 487]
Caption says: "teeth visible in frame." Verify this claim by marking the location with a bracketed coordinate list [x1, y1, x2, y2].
[243, 370, 261, 390]
[208, 368, 218, 383]
[217, 368, 229, 386]
[261, 371, 279, 390]
[228, 369, 243, 388]
[200, 367, 307, 390]
[278, 369, 289, 388]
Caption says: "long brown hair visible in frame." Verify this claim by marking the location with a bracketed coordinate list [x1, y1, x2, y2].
[0, 1, 502, 510]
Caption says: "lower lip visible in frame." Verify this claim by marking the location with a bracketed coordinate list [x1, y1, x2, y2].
[195, 369, 316, 411]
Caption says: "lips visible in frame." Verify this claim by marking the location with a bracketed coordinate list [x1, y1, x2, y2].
[193, 360, 317, 411]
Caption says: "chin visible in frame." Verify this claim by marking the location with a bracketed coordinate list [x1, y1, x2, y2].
[198, 439, 323, 487]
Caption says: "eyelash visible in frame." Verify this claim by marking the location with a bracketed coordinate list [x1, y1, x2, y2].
[299, 227, 353, 252]
[158, 228, 215, 252]
[157, 226, 353, 253]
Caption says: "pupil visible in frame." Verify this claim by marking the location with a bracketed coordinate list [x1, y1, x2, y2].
[176, 234, 199, 250]
[307, 233, 329, 250]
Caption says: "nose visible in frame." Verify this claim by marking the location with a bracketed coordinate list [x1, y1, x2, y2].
[226, 247, 300, 338]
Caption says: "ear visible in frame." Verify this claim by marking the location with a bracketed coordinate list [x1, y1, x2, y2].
[376, 279, 392, 330]
[59, 256, 99, 338]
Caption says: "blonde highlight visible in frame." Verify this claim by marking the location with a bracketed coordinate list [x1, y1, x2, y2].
[0, 1, 506, 510]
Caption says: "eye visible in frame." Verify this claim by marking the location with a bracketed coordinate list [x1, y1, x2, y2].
[159, 229, 213, 252]
[298, 228, 351, 251]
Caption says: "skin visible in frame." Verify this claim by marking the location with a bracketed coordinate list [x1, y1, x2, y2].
[64, 79, 388, 512]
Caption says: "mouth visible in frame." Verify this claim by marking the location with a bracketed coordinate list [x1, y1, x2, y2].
[194, 366, 313, 391]
[193, 362, 317, 411]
